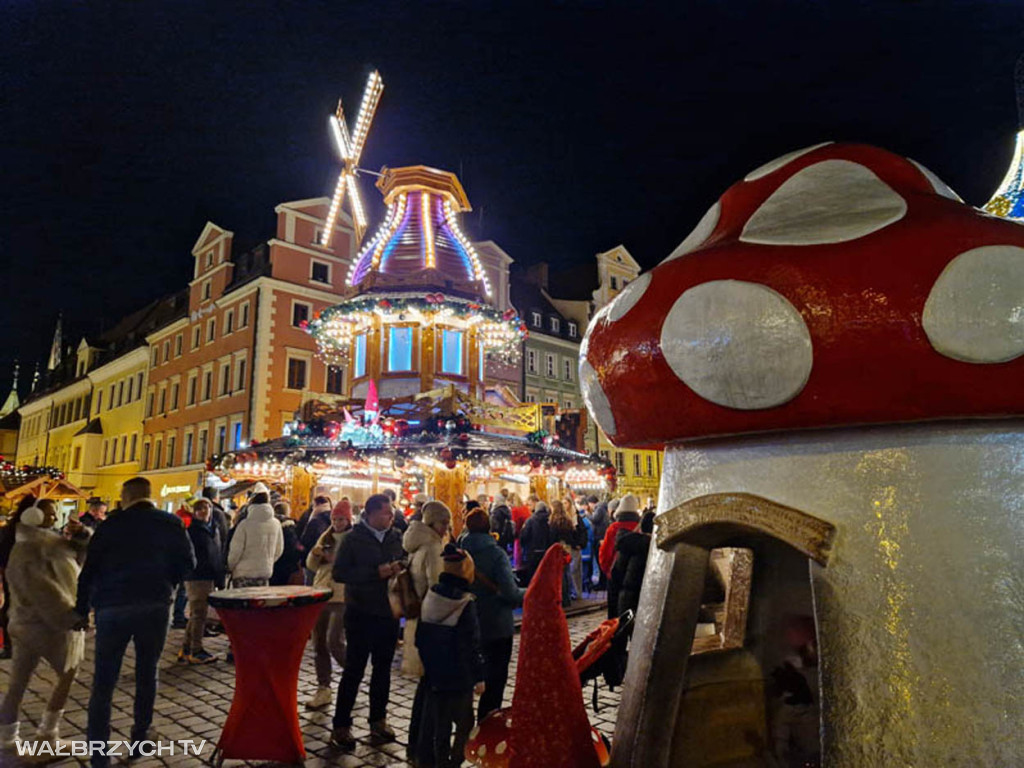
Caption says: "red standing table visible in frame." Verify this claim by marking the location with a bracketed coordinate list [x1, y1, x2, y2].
[207, 586, 331, 766]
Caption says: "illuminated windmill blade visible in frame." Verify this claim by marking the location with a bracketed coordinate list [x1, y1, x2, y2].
[348, 70, 384, 164]
[321, 168, 351, 246]
[346, 172, 368, 241]
[329, 112, 352, 160]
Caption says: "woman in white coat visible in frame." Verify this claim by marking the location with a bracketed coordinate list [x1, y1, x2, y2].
[0, 501, 90, 749]
[227, 492, 283, 587]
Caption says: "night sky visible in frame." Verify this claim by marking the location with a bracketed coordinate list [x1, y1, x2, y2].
[2, 1, 1022, 388]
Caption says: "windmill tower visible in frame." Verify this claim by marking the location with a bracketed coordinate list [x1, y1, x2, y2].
[320, 71, 385, 248]
[984, 54, 1024, 220]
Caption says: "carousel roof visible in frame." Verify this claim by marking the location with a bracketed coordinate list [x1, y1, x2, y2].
[347, 166, 491, 294]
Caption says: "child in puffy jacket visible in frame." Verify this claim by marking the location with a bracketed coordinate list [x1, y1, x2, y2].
[413, 544, 485, 768]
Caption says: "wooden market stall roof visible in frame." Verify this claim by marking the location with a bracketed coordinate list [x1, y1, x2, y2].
[4, 476, 90, 501]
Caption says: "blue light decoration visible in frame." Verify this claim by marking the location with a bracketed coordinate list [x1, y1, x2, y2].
[442, 329, 464, 374]
[354, 334, 367, 378]
[985, 130, 1024, 220]
[389, 327, 413, 371]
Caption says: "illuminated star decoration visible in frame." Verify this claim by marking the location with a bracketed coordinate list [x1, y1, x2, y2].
[321, 70, 385, 248]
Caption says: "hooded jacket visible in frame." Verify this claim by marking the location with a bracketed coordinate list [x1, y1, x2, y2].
[76, 501, 195, 616]
[415, 573, 485, 691]
[403, 520, 445, 601]
[598, 511, 641, 577]
[332, 521, 405, 618]
[519, 505, 554, 568]
[609, 528, 652, 617]
[271, 516, 304, 585]
[300, 504, 334, 554]
[187, 518, 224, 584]
[459, 530, 525, 640]
[227, 503, 284, 580]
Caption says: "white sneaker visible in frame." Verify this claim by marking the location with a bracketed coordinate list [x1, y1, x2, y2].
[305, 686, 332, 710]
[35, 709, 61, 741]
[0, 721, 19, 749]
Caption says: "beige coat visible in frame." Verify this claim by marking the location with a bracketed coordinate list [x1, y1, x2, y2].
[400, 520, 445, 676]
[6, 524, 89, 670]
[306, 527, 346, 603]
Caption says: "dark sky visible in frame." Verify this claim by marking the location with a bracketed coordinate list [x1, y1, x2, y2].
[2, 1, 1023, 388]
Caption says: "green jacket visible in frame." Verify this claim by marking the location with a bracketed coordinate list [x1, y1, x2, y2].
[459, 531, 525, 640]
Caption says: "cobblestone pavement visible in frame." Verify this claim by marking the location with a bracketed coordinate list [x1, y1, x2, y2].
[0, 607, 621, 767]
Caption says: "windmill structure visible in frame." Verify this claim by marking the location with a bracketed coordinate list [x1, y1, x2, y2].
[320, 70, 385, 248]
[984, 53, 1024, 220]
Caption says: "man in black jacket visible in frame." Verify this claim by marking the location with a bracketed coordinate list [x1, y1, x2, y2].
[329, 493, 405, 750]
[76, 477, 195, 767]
[180, 499, 224, 664]
[202, 486, 230, 564]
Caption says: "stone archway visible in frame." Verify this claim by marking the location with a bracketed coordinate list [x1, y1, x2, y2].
[611, 493, 836, 768]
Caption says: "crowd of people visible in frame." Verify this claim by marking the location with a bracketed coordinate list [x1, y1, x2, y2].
[0, 477, 656, 767]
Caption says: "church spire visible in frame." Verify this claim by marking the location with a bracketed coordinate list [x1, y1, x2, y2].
[47, 312, 63, 371]
[0, 361, 19, 419]
[983, 54, 1024, 221]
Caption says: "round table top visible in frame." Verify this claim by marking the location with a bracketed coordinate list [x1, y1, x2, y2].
[208, 585, 332, 610]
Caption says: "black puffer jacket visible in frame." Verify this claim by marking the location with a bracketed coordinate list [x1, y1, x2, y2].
[519, 506, 553, 572]
[332, 521, 405, 618]
[186, 519, 224, 586]
[271, 517, 304, 585]
[415, 574, 484, 691]
[609, 529, 652, 617]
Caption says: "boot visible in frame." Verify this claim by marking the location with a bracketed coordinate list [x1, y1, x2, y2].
[35, 709, 62, 741]
[0, 721, 19, 749]
[369, 718, 396, 745]
[306, 686, 332, 710]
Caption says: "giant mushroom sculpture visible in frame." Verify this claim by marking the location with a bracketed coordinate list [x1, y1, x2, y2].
[582, 143, 1024, 767]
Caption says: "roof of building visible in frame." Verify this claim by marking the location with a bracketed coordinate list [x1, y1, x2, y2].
[510, 275, 580, 344]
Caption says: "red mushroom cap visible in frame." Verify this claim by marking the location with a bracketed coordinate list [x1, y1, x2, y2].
[581, 142, 1024, 446]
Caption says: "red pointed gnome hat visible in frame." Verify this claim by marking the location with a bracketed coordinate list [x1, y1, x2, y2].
[365, 379, 380, 416]
[509, 544, 600, 768]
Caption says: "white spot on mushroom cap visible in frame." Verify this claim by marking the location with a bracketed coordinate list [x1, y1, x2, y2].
[606, 272, 652, 322]
[469, 725, 480, 741]
[479, 744, 487, 757]
[662, 202, 721, 263]
[923, 245, 1024, 363]
[908, 158, 963, 202]
[579, 358, 617, 436]
[496, 740, 507, 754]
[660, 280, 813, 409]
[743, 142, 834, 182]
[740, 160, 907, 245]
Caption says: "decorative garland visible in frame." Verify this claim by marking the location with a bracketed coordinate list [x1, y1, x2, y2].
[0, 457, 66, 485]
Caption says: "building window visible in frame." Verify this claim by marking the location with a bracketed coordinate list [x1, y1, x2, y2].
[167, 436, 176, 468]
[233, 423, 242, 450]
[240, 302, 250, 328]
[236, 359, 247, 392]
[646, 454, 654, 477]
[146, 392, 154, 418]
[187, 375, 197, 406]
[130, 434, 137, 462]
[162, 341, 170, 364]
[96, 391, 103, 413]
[203, 371, 212, 401]
[159, 388, 167, 414]
[225, 310, 234, 334]
[568, 322, 577, 339]
[206, 251, 213, 268]
[550, 317, 560, 334]
[292, 302, 310, 327]
[326, 366, 344, 395]
[524, 392, 536, 403]
[151, 347, 158, 366]
[141, 442, 150, 471]
[120, 435, 127, 464]
[354, 334, 367, 378]
[202, 280, 211, 301]
[207, 318, 216, 342]
[531, 312, 542, 327]
[175, 334, 183, 357]
[198, 430, 208, 462]
[192, 326, 201, 350]
[217, 425, 227, 455]
[72, 446, 81, 470]
[220, 363, 231, 395]
[388, 327, 413, 371]
[126, 377, 134, 402]
[311, 261, 330, 283]
[73, 399, 81, 422]
[170, 383, 179, 410]
[287, 358, 307, 390]
[611, 276, 618, 290]
[633, 453, 642, 476]
[545, 353, 555, 378]
[184, 433, 193, 465]
[527, 349, 538, 375]
[615, 451, 625, 474]
[564, 359, 574, 381]
[108, 385, 115, 409]
[154, 441, 162, 469]
[441, 330, 464, 375]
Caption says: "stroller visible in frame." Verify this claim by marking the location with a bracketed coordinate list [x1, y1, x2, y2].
[571, 609, 635, 711]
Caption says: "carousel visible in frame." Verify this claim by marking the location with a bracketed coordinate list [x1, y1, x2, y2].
[210, 160, 613, 523]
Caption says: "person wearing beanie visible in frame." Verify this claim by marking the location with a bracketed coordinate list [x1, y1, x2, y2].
[459, 507, 525, 723]
[609, 510, 656, 619]
[488, 490, 514, 555]
[305, 499, 353, 710]
[270, 501, 304, 586]
[519, 501, 555, 585]
[410, 492, 430, 522]
[598, 494, 642, 618]
[0, 500, 90, 751]
[401, 500, 452, 759]
[413, 544, 484, 767]
[330, 493, 406, 751]
[227, 492, 284, 587]
[178, 499, 224, 665]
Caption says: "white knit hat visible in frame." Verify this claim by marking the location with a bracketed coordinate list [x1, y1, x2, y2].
[617, 493, 641, 514]
[251, 481, 270, 495]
